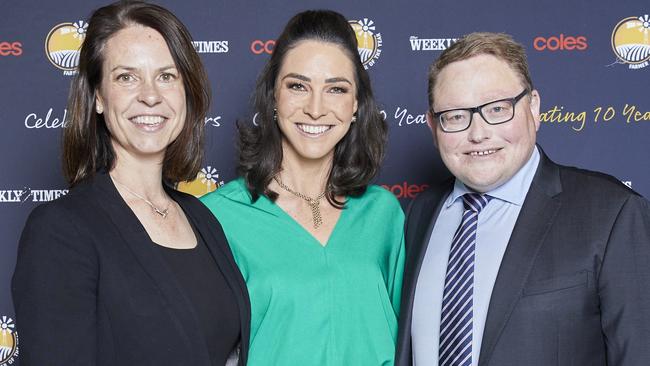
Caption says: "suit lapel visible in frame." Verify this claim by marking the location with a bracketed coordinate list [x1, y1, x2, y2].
[92, 173, 211, 365]
[478, 152, 563, 366]
[404, 185, 452, 303]
[396, 182, 452, 365]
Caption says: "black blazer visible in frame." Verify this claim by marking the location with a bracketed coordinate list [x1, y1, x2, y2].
[396, 150, 650, 366]
[12, 173, 250, 366]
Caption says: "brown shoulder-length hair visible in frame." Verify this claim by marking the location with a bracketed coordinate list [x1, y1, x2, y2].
[428, 32, 534, 110]
[63, 0, 209, 186]
[238, 10, 387, 208]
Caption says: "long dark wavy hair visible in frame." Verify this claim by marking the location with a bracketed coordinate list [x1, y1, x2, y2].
[62, 0, 210, 186]
[238, 10, 387, 207]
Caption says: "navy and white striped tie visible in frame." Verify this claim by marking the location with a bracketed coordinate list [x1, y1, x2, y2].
[439, 193, 492, 366]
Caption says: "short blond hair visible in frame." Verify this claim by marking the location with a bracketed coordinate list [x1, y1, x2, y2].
[428, 32, 534, 110]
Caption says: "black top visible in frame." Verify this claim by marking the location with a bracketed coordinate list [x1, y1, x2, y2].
[12, 173, 250, 366]
[157, 234, 240, 366]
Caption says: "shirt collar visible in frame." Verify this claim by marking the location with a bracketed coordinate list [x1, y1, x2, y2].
[445, 146, 540, 207]
[220, 178, 281, 216]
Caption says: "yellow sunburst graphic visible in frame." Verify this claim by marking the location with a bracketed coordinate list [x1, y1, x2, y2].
[0, 316, 18, 364]
[45, 21, 88, 71]
[348, 18, 383, 69]
[176, 166, 224, 198]
[611, 14, 650, 65]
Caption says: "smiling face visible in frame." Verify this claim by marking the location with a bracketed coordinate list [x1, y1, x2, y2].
[95, 24, 186, 165]
[429, 54, 541, 192]
[274, 40, 358, 165]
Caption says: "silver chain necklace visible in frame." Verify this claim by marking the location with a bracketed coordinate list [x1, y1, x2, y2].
[274, 176, 327, 229]
[112, 178, 170, 219]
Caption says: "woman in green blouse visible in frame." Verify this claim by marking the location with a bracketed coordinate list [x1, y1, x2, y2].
[201, 10, 404, 365]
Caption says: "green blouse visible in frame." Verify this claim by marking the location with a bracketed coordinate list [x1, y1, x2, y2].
[201, 179, 405, 366]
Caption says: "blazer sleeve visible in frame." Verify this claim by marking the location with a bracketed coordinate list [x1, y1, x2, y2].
[12, 202, 99, 366]
[598, 194, 650, 365]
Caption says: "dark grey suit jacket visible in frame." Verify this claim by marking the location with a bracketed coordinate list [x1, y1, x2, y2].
[395, 151, 650, 366]
[12, 173, 250, 366]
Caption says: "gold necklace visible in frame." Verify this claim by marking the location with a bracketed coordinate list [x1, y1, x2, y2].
[112, 178, 170, 219]
[274, 176, 327, 229]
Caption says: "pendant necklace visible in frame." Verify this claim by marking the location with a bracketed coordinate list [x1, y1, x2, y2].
[274, 176, 327, 229]
[112, 178, 169, 219]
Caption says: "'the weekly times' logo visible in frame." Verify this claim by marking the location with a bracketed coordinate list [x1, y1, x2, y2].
[0, 188, 68, 203]
[611, 14, 650, 70]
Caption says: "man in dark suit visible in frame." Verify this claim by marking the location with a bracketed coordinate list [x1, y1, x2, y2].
[395, 32, 650, 366]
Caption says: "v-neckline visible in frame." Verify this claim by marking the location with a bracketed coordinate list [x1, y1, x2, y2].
[268, 195, 350, 248]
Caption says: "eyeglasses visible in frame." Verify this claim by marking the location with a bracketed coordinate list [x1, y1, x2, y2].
[432, 89, 529, 133]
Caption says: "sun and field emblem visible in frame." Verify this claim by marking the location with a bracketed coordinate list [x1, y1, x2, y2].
[176, 166, 225, 198]
[611, 14, 650, 69]
[349, 18, 383, 69]
[0, 316, 18, 365]
[45, 20, 88, 75]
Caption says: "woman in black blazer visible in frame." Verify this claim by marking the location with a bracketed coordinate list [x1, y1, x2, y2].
[11, 1, 249, 365]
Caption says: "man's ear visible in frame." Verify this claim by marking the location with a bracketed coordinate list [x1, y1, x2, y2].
[426, 111, 438, 148]
[529, 89, 541, 131]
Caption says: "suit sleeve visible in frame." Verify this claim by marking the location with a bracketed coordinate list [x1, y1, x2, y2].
[598, 195, 650, 365]
[12, 203, 98, 366]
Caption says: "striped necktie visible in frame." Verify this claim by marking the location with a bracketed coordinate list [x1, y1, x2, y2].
[439, 193, 492, 366]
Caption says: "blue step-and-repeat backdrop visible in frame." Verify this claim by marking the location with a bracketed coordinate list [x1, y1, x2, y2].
[1, 1, 648, 363]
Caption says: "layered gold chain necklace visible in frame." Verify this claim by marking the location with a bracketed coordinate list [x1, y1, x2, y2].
[274, 176, 327, 229]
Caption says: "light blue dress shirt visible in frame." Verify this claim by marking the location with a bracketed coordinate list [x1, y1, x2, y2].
[411, 147, 540, 366]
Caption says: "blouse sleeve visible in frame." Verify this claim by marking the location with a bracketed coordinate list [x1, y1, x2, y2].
[12, 203, 99, 366]
[388, 224, 406, 315]
[385, 196, 406, 315]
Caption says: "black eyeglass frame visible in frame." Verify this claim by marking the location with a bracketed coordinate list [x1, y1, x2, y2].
[431, 89, 530, 133]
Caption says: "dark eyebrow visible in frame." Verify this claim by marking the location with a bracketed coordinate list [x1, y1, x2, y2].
[325, 77, 352, 85]
[157, 65, 177, 72]
[281, 73, 352, 85]
[110, 65, 137, 73]
[281, 73, 310, 82]
[110, 65, 177, 73]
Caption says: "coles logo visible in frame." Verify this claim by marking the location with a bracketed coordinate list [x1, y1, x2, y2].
[45, 21, 88, 75]
[611, 14, 650, 69]
[176, 166, 224, 198]
[382, 182, 429, 199]
[251, 40, 275, 55]
[349, 18, 382, 69]
[533, 34, 587, 51]
[0, 316, 19, 366]
[0, 41, 22, 56]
